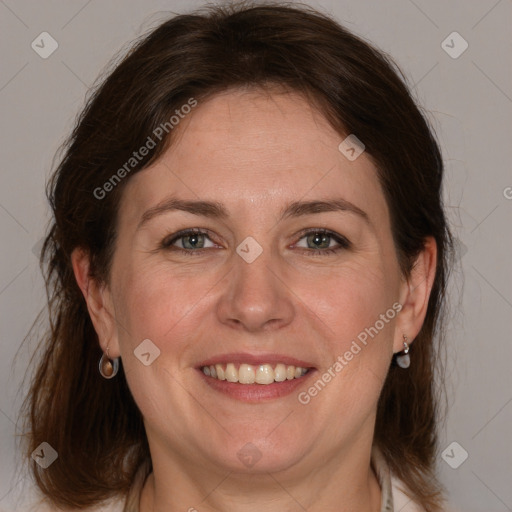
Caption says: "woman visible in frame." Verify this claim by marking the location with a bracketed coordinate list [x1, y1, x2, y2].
[22, 2, 454, 511]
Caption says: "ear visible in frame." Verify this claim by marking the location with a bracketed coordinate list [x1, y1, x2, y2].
[71, 248, 121, 358]
[393, 236, 437, 353]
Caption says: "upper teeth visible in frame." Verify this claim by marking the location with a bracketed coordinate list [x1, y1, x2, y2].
[201, 363, 309, 384]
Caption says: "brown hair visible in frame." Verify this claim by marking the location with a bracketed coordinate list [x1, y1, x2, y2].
[20, 1, 454, 510]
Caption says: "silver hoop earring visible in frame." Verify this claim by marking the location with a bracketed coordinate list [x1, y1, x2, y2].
[99, 347, 119, 379]
[396, 335, 411, 369]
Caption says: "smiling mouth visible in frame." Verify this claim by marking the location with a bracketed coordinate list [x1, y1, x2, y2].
[200, 363, 311, 384]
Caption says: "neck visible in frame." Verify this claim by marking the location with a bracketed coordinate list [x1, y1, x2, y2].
[139, 437, 382, 512]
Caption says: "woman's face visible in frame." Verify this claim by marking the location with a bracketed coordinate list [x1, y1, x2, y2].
[104, 88, 409, 475]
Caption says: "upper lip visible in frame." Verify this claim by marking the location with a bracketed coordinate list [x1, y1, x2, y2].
[197, 352, 316, 369]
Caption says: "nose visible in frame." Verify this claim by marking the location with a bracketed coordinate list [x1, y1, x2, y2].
[216, 246, 295, 332]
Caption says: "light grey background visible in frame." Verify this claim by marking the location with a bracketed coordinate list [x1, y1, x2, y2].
[0, 1, 511, 511]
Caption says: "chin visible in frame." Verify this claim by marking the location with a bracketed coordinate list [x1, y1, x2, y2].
[205, 434, 308, 474]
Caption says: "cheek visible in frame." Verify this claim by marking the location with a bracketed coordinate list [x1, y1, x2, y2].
[112, 257, 218, 354]
[111, 262, 213, 426]
[302, 257, 396, 345]
[304, 265, 398, 397]
[301, 259, 399, 419]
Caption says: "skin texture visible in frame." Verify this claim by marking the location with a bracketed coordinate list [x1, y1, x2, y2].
[72, 88, 437, 512]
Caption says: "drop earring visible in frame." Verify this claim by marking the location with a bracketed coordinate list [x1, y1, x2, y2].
[99, 346, 119, 379]
[396, 335, 411, 369]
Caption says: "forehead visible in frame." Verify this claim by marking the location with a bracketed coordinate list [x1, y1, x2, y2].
[119, 88, 389, 229]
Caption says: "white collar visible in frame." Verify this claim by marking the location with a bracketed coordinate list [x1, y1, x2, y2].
[371, 445, 427, 512]
[371, 444, 394, 512]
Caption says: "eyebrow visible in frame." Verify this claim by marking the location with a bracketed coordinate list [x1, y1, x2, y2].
[137, 196, 371, 229]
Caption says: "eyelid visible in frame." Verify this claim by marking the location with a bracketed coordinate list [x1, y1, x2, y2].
[292, 227, 350, 244]
[161, 227, 351, 255]
[161, 227, 219, 249]
[291, 227, 351, 252]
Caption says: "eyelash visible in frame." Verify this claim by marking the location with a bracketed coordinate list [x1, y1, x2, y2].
[160, 228, 351, 257]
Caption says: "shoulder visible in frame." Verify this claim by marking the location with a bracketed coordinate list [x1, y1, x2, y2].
[391, 475, 458, 512]
[391, 475, 427, 512]
[24, 497, 125, 512]
[22, 458, 149, 512]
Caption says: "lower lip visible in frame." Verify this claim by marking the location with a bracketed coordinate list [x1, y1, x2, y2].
[197, 369, 316, 402]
